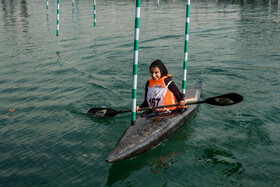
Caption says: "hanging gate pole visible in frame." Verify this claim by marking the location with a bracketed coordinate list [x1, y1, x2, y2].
[131, 0, 141, 126]
[93, 0, 96, 26]
[182, 0, 190, 96]
[56, 0, 60, 36]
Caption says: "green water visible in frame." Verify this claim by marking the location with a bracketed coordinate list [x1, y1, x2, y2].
[0, 0, 279, 186]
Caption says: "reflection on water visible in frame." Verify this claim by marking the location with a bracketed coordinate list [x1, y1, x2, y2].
[1, 0, 29, 34]
[106, 152, 180, 186]
[149, 152, 180, 175]
[106, 158, 148, 186]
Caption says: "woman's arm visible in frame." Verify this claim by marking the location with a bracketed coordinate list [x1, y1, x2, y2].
[165, 79, 183, 102]
[165, 79, 187, 109]
[139, 81, 149, 108]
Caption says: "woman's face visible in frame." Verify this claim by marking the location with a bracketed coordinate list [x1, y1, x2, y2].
[150, 66, 161, 81]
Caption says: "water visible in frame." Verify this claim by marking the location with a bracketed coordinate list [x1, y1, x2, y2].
[0, 0, 279, 186]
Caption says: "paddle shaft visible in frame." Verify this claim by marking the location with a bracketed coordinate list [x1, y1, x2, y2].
[117, 92, 243, 113]
[88, 93, 243, 118]
[139, 100, 201, 111]
[117, 100, 202, 114]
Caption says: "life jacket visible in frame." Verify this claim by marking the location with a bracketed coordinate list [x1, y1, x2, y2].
[147, 75, 178, 112]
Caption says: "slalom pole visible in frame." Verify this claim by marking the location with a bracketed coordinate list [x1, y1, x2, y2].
[157, 0, 160, 7]
[93, 0, 96, 26]
[131, 0, 141, 126]
[56, 0, 60, 36]
[173, 0, 175, 4]
[72, 0, 74, 6]
[182, 0, 190, 96]
[46, 0, 49, 9]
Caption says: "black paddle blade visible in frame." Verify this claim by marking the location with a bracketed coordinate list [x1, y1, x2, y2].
[204, 93, 243, 106]
[87, 108, 119, 118]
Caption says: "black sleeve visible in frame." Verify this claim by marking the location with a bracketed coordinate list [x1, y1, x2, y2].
[140, 81, 149, 108]
[165, 78, 184, 102]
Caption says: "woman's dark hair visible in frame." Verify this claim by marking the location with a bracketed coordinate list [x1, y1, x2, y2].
[149, 59, 168, 78]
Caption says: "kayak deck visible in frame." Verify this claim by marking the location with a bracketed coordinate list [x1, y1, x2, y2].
[106, 81, 202, 163]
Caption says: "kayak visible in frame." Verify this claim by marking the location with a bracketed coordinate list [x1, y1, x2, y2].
[106, 81, 202, 163]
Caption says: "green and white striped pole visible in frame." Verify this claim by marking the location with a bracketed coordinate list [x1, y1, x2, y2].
[93, 0, 96, 26]
[46, 0, 48, 9]
[131, 0, 141, 126]
[72, 0, 74, 6]
[56, 0, 59, 36]
[182, 0, 190, 96]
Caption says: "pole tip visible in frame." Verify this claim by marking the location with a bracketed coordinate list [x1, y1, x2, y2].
[131, 121, 135, 126]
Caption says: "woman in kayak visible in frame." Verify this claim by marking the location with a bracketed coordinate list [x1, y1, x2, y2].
[136, 59, 187, 113]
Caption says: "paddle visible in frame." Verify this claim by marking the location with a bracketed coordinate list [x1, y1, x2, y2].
[87, 93, 243, 118]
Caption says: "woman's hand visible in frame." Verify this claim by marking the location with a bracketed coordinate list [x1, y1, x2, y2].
[136, 106, 141, 113]
[179, 100, 188, 109]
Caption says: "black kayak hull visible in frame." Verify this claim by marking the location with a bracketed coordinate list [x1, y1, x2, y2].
[106, 81, 202, 163]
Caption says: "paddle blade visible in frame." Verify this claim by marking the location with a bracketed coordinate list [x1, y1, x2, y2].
[204, 93, 243, 106]
[87, 108, 119, 118]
